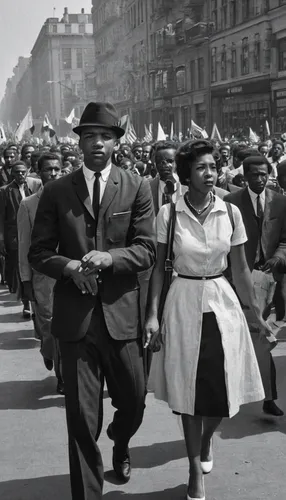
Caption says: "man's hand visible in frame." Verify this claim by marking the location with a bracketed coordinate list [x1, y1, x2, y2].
[79, 251, 113, 275]
[262, 257, 283, 273]
[23, 281, 35, 302]
[144, 315, 162, 352]
[64, 260, 98, 295]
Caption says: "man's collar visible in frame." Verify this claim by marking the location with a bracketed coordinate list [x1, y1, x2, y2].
[83, 160, 112, 181]
[248, 186, 265, 200]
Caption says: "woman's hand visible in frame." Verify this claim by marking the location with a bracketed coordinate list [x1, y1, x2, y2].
[256, 316, 273, 338]
[144, 316, 162, 352]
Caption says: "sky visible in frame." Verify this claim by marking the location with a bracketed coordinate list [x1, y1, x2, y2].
[0, 0, 92, 100]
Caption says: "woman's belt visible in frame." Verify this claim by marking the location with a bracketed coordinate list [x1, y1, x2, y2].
[178, 274, 223, 281]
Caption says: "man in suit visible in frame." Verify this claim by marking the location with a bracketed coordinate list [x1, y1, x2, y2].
[225, 156, 286, 416]
[28, 102, 156, 500]
[0, 147, 18, 187]
[0, 161, 41, 317]
[150, 140, 181, 215]
[17, 153, 63, 394]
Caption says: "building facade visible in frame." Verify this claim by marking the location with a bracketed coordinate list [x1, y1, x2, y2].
[92, 0, 211, 138]
[30, 8, 94, 135]
[0, 57, 30, 130]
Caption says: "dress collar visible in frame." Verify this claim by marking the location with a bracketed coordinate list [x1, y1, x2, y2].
[176, 192, 227, 217]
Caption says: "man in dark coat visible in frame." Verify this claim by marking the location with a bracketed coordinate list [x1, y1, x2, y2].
[0, 161, 41, 316]
[225, 155, 286, 417]
[28, 102, 156, 500]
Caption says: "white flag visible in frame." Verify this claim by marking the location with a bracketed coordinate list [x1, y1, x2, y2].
[265, 120, 271, 137]
[210, 123, 222, 142]
[249, 127, 260, 144]
[170, 122, 174, 140]
[190, 120, 208, 139]
[143, 124, 153, 142]
[15, 108, 34, 141]
[157, 122, 166, 141]
[41, 114, 56, 137]
[65, 108, 75, 124]
[0, 125, 6, 144]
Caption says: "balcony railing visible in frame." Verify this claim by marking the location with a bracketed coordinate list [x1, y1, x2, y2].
[185, 22, 211, 45]
[157, 35, 176, 57]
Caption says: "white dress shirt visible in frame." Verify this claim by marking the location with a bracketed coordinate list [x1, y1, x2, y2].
[19, 184, 26, 200]
[247, 187, 265, 216]
[83, 161, 112, 204]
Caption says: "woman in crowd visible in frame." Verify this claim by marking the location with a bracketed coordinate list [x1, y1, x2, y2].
[145, 140, 269, 500]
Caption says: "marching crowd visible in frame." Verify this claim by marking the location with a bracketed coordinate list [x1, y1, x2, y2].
[1, 101, 286, 500]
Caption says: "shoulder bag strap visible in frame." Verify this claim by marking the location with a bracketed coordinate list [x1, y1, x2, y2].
[225, 201, 235, 233]
[165, 202, 176, 271]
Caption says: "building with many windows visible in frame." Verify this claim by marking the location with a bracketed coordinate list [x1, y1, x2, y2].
[30, 8, 94, 135]
[208, 0, 271, 137]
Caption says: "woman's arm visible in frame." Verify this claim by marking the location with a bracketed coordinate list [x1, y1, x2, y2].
[230, 244, 272, 335]
[144, 242, 167, 348]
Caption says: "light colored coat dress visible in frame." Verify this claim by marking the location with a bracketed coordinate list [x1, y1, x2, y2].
[151, 195, 265, 418]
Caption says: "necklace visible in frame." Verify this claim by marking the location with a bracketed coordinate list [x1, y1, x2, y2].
[184, 191, 214, 215]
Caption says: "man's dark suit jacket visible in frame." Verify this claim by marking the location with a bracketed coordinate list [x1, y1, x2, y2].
[0, 177, 42, 251]
[225, 187, 286, 272]
[0, 167, 13, 188]
[28, 165, 156, 343]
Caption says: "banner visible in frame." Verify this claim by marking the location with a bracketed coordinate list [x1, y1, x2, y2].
[15, 108, 34, 141]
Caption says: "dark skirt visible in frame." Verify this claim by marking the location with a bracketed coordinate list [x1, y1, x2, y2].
[174, 312, 229, 418]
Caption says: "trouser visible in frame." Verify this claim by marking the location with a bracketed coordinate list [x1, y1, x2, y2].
[5, 249, 23, 299]
[243, 269, 277, 401]
[59, 299, 146, 500]
[32, 272, 61, 379]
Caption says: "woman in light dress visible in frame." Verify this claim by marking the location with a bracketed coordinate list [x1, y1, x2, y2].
[145, 140, 271, 500]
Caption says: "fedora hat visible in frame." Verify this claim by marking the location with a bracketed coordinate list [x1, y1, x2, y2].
[73, 102, 125, 138]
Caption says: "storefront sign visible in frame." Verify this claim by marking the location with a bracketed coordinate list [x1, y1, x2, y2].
[172, 94, 191, 107]
[212, 79, 271, 98]
[277, 98, 286, 108]
[226, 86, 243, 95]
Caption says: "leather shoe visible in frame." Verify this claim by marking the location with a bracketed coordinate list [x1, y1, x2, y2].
[43, 357, 53, 371]
[112, 446, 131, 483]
[263, 400, 284, 416]
[107, 424, 131, 482]
[57, 379, 65, 395]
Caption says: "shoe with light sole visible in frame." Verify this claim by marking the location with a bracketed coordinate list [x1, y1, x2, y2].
[200, 459, 213, 474]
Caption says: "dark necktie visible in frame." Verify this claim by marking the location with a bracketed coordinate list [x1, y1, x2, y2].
[256, 194, 263, 221]
[92, 172, 101, 229]
[256, 194, 264, 264]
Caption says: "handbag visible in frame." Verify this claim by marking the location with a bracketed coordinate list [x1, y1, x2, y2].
[158, 202, 176, 323]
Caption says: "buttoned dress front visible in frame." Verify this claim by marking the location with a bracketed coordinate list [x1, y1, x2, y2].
[153, 195, 265, 418]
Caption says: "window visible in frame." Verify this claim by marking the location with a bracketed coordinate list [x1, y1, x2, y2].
[76, 48, 83, 69]
[79, 24, 85, 34]
[231, 43, 237, 78]
[279, 38, 286, 71]
[211, 48, 217, 82]
[65, 24, 72, 34]
[221, 0, 228, 29]
[253, 34, 261, 71]
[211, 0, 218, 30]
[241, 37, 249, 75]
[140, 0, 144, 22]
[221, 45, 227, 80]
[162, 70, 168, 90]
[198, 58, 205, 89]
[62, 48, 72, 69]
[52, 24, 57, 33]
[242, 0, 254, 20]
[190, 60, 196, 90]
[230, 0, 237, 26]
[176, 67, 186, 93]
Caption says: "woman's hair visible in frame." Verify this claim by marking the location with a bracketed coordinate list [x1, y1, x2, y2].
[176, 140, 215, 186]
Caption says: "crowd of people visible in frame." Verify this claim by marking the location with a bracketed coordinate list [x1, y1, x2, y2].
[1, 100, 286, 500]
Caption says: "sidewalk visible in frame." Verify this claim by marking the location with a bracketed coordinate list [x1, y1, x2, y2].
[0, 285, 286, 500]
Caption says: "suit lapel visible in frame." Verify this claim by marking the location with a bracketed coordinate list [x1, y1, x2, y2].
[242, 188, 256, 220]
[151, 176, 159, 215]
[99, 165, 119, 221]
[9, 182, 22, 210]
[72, 168, 94, 219]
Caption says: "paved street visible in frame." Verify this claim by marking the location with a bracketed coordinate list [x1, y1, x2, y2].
[0, 284, 286, 500]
